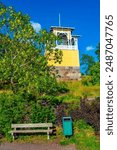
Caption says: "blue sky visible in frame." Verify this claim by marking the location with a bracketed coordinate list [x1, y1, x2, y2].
[1, 0, 100, 59]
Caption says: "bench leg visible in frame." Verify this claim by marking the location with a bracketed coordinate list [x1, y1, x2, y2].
[11, 133, 14, 141]
[47, 132, 49, 140]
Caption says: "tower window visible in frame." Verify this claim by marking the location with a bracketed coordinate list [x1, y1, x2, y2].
[71, 38, 75, 45]
[57, 33, 68, 45]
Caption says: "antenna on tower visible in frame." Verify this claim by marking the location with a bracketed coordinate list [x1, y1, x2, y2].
[59, 13, 61, 26]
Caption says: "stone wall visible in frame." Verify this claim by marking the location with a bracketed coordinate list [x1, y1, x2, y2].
[55, 66, 81, 80]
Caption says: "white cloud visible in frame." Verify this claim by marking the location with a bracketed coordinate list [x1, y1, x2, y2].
[31, 21, 41, 32]
[86, 46, 95, 51]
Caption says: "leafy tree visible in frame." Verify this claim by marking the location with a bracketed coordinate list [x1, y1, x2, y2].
[81, 43, 100, 85]
[81, 54, 95, 75]
[0, 2, 63, 95]
[89, 43, 100, 85]
[89, 62, 100, 85]
[95, 43, 100, 62]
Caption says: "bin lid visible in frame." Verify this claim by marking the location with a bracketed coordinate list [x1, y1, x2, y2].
[62, 116, 72, 120]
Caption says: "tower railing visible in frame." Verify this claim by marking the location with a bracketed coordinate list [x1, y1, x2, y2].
[56, 45, 78, 50]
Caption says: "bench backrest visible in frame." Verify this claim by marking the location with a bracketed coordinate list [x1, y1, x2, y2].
[11, 123, 53, 129]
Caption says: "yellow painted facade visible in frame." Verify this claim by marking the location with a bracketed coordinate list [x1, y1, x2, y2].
[48, 49, 80, 67]
[48, 26, 80, 68]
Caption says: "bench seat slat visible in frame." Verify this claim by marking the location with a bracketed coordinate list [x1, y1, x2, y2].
[10, 129, 53, 133]
[11, 123, 52, 128]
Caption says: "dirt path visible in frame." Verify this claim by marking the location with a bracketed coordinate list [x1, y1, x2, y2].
[0, 143, 76, 150]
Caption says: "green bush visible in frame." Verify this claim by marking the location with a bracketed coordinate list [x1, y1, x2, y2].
[0, 93, 26, 137]
[79, 98, 100, 131]
[57, 82, 69, 93]
[30, 102, 56, 123]
[90, 62, 100, 85]
[81, 75, 92, 86]
[37, 95, 63, 106]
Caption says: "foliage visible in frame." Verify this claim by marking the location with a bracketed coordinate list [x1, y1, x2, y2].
[74, 120, 99, 150]
[31, 102, 56, 123]
[0, 93, 25, 137]
[89, 43, 100, 85]
[90, 62, 100, 85]
[81, 43, 100, 85]
[81, 54, 95, 75]
[95, 43, 100, 62]
[79, 98, 100, 131]
[0, 2, 63, 96]
[57, 82, 69, 93]
[81, 75, 92, 86]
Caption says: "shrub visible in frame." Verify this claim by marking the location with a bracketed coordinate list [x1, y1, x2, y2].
[79, 97, 100, 131]
[57, 82, 69, 93]
[37, 95, 63, 106]
[0, 93, 26, 137]
[55, 102, 80, 125]
[56, 98, 100, 131]
[30, 102, 56, 123]
[90, 62, 100, 85]
[55, 103, 69, 125]
[81, 75, 92, 86]
[73, 120, 100, 150]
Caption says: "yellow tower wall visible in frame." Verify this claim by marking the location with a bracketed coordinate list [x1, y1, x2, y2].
[48, 49, 80, 67]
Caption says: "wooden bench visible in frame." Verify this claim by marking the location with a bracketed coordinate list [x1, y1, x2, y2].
[9, 123, 53, 140]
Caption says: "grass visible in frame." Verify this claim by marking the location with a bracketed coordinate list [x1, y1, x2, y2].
[59, 80, 100, 103]
[0, 135, 56, 144]
[59, 93, 81, 103]
[0, 90, 13, 94]
[66, 80, 100, 98]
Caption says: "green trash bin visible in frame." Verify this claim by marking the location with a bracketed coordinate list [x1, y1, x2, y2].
[62, 117, 73, 136]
